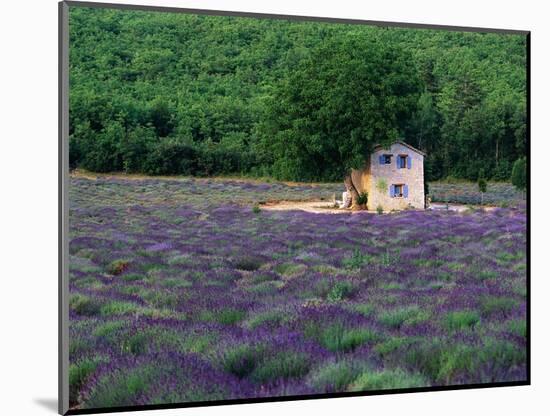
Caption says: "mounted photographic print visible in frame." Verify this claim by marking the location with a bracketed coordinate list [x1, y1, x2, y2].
[59, 1, 530, 414]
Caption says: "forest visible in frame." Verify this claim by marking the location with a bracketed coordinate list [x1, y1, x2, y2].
[68, 7, 527, 182]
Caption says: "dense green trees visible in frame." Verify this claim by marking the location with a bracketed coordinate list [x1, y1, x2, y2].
[68, 7, 527, 182]
[259, 32, 421, 205]
[511, 157, 527, 193]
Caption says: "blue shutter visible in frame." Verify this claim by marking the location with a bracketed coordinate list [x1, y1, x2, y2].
[404, 184, 409, 198]
[379, 155, 385, 165]
[389, 185, 394, 197]
[396, 157, 400, 168]
[407, 156, 411, 169]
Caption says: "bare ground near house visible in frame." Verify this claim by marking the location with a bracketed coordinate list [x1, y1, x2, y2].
[261, 200, 498, 214]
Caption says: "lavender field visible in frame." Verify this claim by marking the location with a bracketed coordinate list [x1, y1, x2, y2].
[68, 175, 527, 410]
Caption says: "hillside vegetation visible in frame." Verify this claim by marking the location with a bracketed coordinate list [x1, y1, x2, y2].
[69, 7, 527, 182]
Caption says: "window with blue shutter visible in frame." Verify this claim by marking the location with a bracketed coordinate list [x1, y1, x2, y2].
[392, 184, 404, 197]
[397, 155, 407, 168]
[404, 184, 409, 198]
[407, 156, 411, 169]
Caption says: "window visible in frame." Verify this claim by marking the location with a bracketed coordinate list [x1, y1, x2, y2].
[398, 155, 407, 169]
[379, 154, 392, 164]
[394, 184, 404, 197]
[391, 184, 408, 198]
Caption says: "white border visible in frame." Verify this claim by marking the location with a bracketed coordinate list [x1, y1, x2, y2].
[2, 1, 548, 416]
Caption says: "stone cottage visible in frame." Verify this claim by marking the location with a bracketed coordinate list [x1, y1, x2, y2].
[351, 141, 426, 211]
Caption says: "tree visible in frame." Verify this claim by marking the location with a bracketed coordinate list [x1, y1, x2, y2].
[511, 157, 527, 197]
[261, 32, 421, 208]
[477, 168, 487, 205]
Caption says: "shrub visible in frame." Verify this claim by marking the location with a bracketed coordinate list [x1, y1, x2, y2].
[70, 294, 102, 316]
[120, 126, 157, 173]
[349, 368, 429, 391]
[221, 344, 265, 378]
[305, 322, 377, 352]
[373, 337, 415, 357]
[493, 160, 512, 181]
[309, 361, 364, 392]
[93, 320, 127, 340]
[480, 297, 518, 317]
[376, 179, 388, 194]
[81, 365, 156, 408]
[69, 356, 109, 404]
[250, 352, 311, 383]
[443, 310, 480, 331]
[252, 204, 261, 214]
[216, 309, 247, 325]
[327, 281, 357, 302]
[376, 205, 384, 214]
[274, 262, 306, 277]
[356, 192, 368, 206]
[143, 138, 197, 176]
[342, 248, 371, 270]
[511, 157, 527, 193]
[244, 310, 288, 329]
[507, 319, 527, 338]
[100, 301, 142, 316]
[233, 255, 263, 271]
[378, 306, 428, 329]
[106, 259, 130, 275]
[120, 332, 149, 355]
[354, 303, 376, 318]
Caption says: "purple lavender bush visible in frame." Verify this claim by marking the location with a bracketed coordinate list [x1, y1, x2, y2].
[68, 176, 526, 409]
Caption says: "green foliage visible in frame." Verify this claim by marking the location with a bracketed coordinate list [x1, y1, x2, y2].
[250, 352, 311, 383]
[305, 322, 378, 352]
[222, 344, 265, 378]
[69, 356, 109, 404]
[403, 338, 525, 384]
[480, 297, 518, 317]
[342, 248, 371, 270]
[274, 262, 305, 276]
[244, 310, 288, 329]
[376, 205, 384, 215]
[378, 306, 429, 329]
[350, 368, 429, 391]
[261, 32, 421, 181]
[69, 8, 527, 181]
[82, 365, 155, 408]
[356, 192, 368, 206]
[511, 157, 527, 192]
[233, 255, 264, 271]
[443, 310, 480, 331]
[309, 360, 364, 391]
[353, 303, 376, 318]
[477, 169, 487, 193]
[106, 259, 130, 275]
[70, 294, 102, 316]
[507, 319, 527, 338]
[327, 281, 357, 302]
[376, 179, 388, 194]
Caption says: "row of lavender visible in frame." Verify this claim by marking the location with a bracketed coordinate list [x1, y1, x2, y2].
[430, 181, 524, 205]
[68, 176, 527, 409]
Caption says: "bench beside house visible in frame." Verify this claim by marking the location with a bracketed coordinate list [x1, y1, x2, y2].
[351, 141, 426, 211]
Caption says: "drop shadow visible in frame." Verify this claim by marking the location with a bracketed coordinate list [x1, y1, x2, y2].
[34, 398, 58, 413]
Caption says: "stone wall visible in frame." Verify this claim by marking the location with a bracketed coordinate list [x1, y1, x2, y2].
[352, 143, 425, 211]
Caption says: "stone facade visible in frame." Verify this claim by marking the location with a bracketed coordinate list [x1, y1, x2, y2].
[351, 142, 425, 211]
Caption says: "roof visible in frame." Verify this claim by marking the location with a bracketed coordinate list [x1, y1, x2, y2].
[372, 140, 426, 156]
